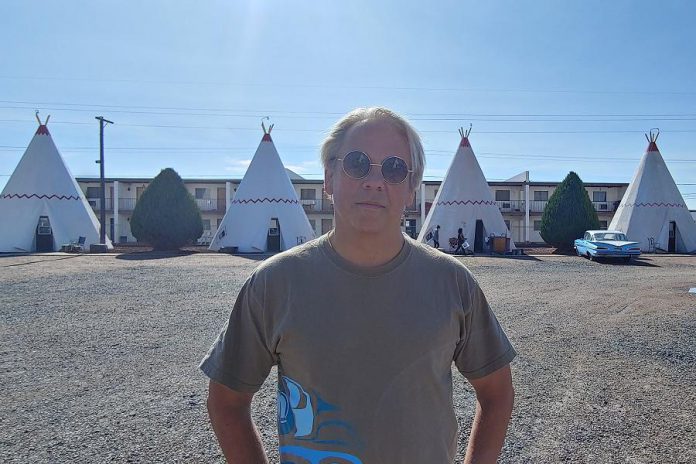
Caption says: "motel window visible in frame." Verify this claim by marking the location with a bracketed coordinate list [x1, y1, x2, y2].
[593, 191, 607, 202]
[309, 219, 316, 231]
[495, 190, 511, 201]
[195, 188, 207, 199]
[533, 221, 542, 231]
[599, 221, 608, 230]
[202, 219, 211, 230]
[533, 191, 548, 201]
[86, 187, 100, 198]
[217, 218, 223, 229]
[300, 189, 316, 200]
[504, 220, 511, 231]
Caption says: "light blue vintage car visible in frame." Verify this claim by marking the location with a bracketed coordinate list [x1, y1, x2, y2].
[574, 230, 642, 262]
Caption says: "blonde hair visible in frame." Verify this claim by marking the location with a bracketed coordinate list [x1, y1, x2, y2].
[320, 107, 425, 191]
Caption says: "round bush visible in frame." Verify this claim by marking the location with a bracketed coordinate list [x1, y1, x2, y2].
[540, 171, 600, 251]
[130, 168, 203, 250]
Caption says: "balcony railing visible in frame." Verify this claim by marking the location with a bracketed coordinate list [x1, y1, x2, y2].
[87, 197, 138, 211]
[87, 196, 621, 217]
[195, 198, 226, 212]
[495, 200, 526, 212]
[301, 199, 334, 213]
[530, 200, 548, 212]
[592, 201, 618, 212]
[117, 198, 137, 211]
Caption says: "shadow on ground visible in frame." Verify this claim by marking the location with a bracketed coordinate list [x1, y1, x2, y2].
[115, 251, 197, 261]
[115, 251, 270, 261]
[598, 257, 660, 268]
[0, 255, 84, 267]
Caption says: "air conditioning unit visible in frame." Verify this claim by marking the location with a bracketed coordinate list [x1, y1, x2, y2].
[502, 202, 510, 209]
[599, 203, 608, 210]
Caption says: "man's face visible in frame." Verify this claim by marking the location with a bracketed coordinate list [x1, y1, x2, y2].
[324, 119, 415, 236]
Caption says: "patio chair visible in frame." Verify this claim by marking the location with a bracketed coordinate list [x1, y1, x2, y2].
[64, 236, 86, 252]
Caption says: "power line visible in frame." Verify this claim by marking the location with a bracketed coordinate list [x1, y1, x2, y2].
[5, 105, 696, 122]
[2, 75, 696, 96]
[4, 100, 696, 121]
[3, 118, 696, 134]
[1, 145, 694, 164]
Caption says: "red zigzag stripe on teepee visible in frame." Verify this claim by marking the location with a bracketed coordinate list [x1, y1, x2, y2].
[1, 193, 81, 200]
[232, 198, 299, 205]
[619, 202, 685, 208]
[436, 200, 497, 206]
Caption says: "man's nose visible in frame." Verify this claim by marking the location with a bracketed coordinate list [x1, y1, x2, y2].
[361, 164, 385, 190]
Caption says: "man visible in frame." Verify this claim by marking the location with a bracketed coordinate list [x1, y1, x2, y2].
[433, 224, 441, 249]
[201, 107, 515, 463]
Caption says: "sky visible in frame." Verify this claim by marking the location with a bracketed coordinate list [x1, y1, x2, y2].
[1, 0, 695, 208]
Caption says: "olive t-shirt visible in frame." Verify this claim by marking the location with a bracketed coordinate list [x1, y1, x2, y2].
[200, 234, 515, 463]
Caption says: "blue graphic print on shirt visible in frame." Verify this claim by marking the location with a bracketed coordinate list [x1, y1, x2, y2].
[277, 375, 362, 463]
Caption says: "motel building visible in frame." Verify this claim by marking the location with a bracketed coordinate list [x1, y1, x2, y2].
[76, 175, 629, 247]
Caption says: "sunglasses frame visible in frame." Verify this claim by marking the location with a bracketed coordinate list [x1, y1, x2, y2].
[336, 151, 413, 185]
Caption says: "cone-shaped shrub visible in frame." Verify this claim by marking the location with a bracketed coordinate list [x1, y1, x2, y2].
[131, 168, 203, 250]
[540, 171, 600, 250]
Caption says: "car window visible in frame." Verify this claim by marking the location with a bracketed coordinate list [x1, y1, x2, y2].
[584, 232, 591, 240]
[601, 233, 626, 240]
[593, 233, 604, 240]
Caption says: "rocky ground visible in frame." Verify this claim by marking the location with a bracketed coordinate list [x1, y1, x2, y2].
[0, 251, 694, 463]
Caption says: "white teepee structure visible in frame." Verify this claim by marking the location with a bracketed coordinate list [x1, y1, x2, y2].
[0, 114, 112, 252]
[609, 130, 696, 253]
[418, 127, 514, 252]
[209, 123, 315, 252]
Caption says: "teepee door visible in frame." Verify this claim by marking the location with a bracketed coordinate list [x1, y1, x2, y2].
[474, 220, 484, 253]
[35, 215, 54, 252]
[267, 217, 281, 252]
[668, 221, 676, 253]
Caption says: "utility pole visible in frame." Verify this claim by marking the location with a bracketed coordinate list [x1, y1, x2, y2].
[95, 116, 113, 250]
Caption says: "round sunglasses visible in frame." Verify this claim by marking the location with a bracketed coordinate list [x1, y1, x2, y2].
[336, 151, 413, 184]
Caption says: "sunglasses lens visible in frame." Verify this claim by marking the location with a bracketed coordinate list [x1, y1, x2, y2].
[343, 151, 371, 179]
[382, 156, 409, 184]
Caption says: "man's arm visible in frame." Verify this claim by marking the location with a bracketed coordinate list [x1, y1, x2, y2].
[206, 379, 269, 464]
[463, 364, 514, 464]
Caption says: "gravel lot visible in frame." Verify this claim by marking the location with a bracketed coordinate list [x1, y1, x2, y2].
[1, 251, 694, 463]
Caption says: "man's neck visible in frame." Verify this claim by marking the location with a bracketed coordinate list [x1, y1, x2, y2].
[329, 227, 406, 267]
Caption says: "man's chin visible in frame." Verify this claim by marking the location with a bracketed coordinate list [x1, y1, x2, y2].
[347, 219, 400, 235]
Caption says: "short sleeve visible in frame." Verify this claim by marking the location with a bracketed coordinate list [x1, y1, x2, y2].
[199, 275, 276, 393]
[454, 274, 516, 380]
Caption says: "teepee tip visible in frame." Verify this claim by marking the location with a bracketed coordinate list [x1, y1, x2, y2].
[34, 111, 51, 135]
[644, 128, 660, 152]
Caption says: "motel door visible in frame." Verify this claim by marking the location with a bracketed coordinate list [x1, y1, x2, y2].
[217, 188, 226, 212]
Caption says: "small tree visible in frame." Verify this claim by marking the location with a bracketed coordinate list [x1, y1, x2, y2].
[540, 171, 599, 250]
[131, 168, 203, 250]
